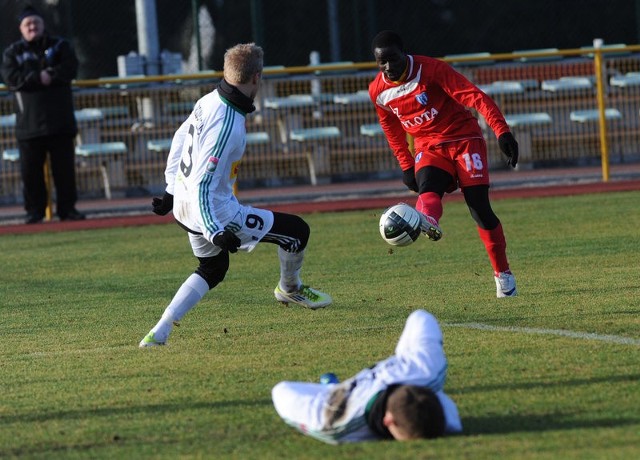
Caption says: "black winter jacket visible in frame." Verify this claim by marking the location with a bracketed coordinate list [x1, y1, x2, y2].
[1, 34, 78, 140]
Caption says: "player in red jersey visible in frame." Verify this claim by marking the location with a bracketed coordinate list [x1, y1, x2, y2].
[369, 30, 518, 297]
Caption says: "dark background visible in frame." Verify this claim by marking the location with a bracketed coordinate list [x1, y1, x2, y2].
[1, 0, 639, 79]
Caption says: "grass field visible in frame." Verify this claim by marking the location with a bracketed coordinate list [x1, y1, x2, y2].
[1, 190, 639, 459]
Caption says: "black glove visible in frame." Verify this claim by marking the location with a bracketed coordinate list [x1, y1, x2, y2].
[498, 132, 519, 168]
[402, 167, 419, 192]
[152, 192, 173, 216]
[213, 230, 241, 253]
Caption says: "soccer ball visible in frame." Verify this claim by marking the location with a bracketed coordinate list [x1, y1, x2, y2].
[379, 203, 422, 247]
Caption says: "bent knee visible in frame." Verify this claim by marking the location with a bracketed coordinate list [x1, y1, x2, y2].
[196, 254, 229, 289]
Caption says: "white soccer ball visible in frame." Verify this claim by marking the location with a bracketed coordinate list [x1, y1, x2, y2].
[379, 203, 422, 247]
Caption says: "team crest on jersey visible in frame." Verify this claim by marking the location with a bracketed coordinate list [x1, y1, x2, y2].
[415, 151, 423, 162]
[415, 92, 428, 106]
[206, 156, 219, 173]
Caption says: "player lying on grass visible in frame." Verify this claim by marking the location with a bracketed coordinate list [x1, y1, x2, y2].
[369, 30, 518, 298]
[139, 43, 331, 348]
[272, 310, 462, 443]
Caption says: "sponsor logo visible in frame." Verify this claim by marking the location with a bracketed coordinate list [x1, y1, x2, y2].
[415, 92, 428, 106]
[415, 151, 423, 162]
[401, 108, 439, 128]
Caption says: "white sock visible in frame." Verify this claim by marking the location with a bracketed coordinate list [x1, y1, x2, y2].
[151, 273, 210, 340]
[278, 247, 304, 292]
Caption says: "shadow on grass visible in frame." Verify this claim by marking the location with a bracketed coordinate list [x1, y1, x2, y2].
[461, 412, 640, 435]
[0, 398, 273, 424]
[448, 373, 640, 394]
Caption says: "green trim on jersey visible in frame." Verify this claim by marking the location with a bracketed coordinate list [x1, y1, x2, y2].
[284, 414, 370, 445]
[219, 95, 247, 116]
[199, 103, 236, 235]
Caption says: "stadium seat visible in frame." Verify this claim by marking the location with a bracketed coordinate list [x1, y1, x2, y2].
[264, 95, 316, 110]
[512, 48, 563, 63]
[246, 131, 271, 145]
[541, 77, 593, 92]
[290, 127, 340, 142]
[333, 90, 370, 105]
[0, 113, 16, 129]
[2, 148, 19, 162]
[1, 148, 22, 202]
[569, 108, 622, 123]
[504, 112, 553, 127]
[610, 73, 640, 88]
[147, 139, 172, 153]
[289, 127, 341, 185]
[75, 142, 127, 199]
[444, 52, 494, 66]
[478, 81, 525, 96]
[148, 132, 270, 155]
[359, 123, 384, 137]
[165, 101, 194, 115]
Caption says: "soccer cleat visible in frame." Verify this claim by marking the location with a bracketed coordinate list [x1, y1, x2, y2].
[274, 284, 332, 310]
[495, 271, 517, 298]
[419, 213, 443, 241]
[139, 331, 166, 348]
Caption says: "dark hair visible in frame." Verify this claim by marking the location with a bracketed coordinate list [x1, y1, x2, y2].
[371, 30, 404, 52]
[386, 385, 446, 439]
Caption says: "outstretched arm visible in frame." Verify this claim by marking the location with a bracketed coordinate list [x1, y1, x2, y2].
[272, 381, 340, 444]
[394, 310, 447, 391]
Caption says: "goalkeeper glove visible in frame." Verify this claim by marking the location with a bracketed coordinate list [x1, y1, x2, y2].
[213, 230, 241, 253]
[402, 167, 419, 192]
[498, 132, 519, 168]
[152, 192, 173, 216]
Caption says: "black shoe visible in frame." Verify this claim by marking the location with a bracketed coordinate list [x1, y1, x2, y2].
[25, 213, 45, 224]
[60, 209, 86, 221]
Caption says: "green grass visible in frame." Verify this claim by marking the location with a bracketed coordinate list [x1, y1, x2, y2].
[1, 191, 639, 459]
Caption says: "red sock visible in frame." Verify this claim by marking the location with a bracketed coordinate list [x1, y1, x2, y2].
[477, 223, 510, 275]
[416, 192, 443, 222]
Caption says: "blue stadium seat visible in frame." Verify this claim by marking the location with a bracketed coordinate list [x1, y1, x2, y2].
[359, 123, 384, 137]
[76, 142, 127, 199]
[569, 109, 622, 123]
[289, 127, 341, 185]
[504, 112, 553, 127]
[2, 148, 20, 162]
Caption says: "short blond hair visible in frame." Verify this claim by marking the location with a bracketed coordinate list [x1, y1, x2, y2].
[223, 43, 264, 85]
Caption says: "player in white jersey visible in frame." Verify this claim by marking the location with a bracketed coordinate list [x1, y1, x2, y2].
[139, 43, 331, 348]
[272, 310, 462, 443]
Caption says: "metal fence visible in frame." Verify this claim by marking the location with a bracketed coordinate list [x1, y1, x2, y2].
[2, 46, 640, 205]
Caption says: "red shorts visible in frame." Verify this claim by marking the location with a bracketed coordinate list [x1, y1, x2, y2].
[414, 138, 490, 191]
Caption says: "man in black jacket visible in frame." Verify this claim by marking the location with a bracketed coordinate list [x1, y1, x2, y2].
[1, 5, 84, 223]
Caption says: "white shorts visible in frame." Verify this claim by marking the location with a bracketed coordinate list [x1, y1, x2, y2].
[188, 204, 274, 258]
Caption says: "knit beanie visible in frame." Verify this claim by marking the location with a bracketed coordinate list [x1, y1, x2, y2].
[18, 5, 42, 23]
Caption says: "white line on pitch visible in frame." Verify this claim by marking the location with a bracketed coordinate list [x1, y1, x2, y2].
[444, 323, 640, 346]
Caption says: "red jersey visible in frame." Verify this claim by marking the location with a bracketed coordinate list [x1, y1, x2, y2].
[368, 55, 510, 171]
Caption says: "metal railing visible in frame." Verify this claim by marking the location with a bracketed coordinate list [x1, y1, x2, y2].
[2, 45, 640, 205]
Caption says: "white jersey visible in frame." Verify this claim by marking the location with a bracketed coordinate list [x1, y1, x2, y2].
[164, 90, 248, 243]
[272, 310, 463, 444]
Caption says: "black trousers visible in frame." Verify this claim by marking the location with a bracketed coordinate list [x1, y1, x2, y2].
[18, 134, 78, 218]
